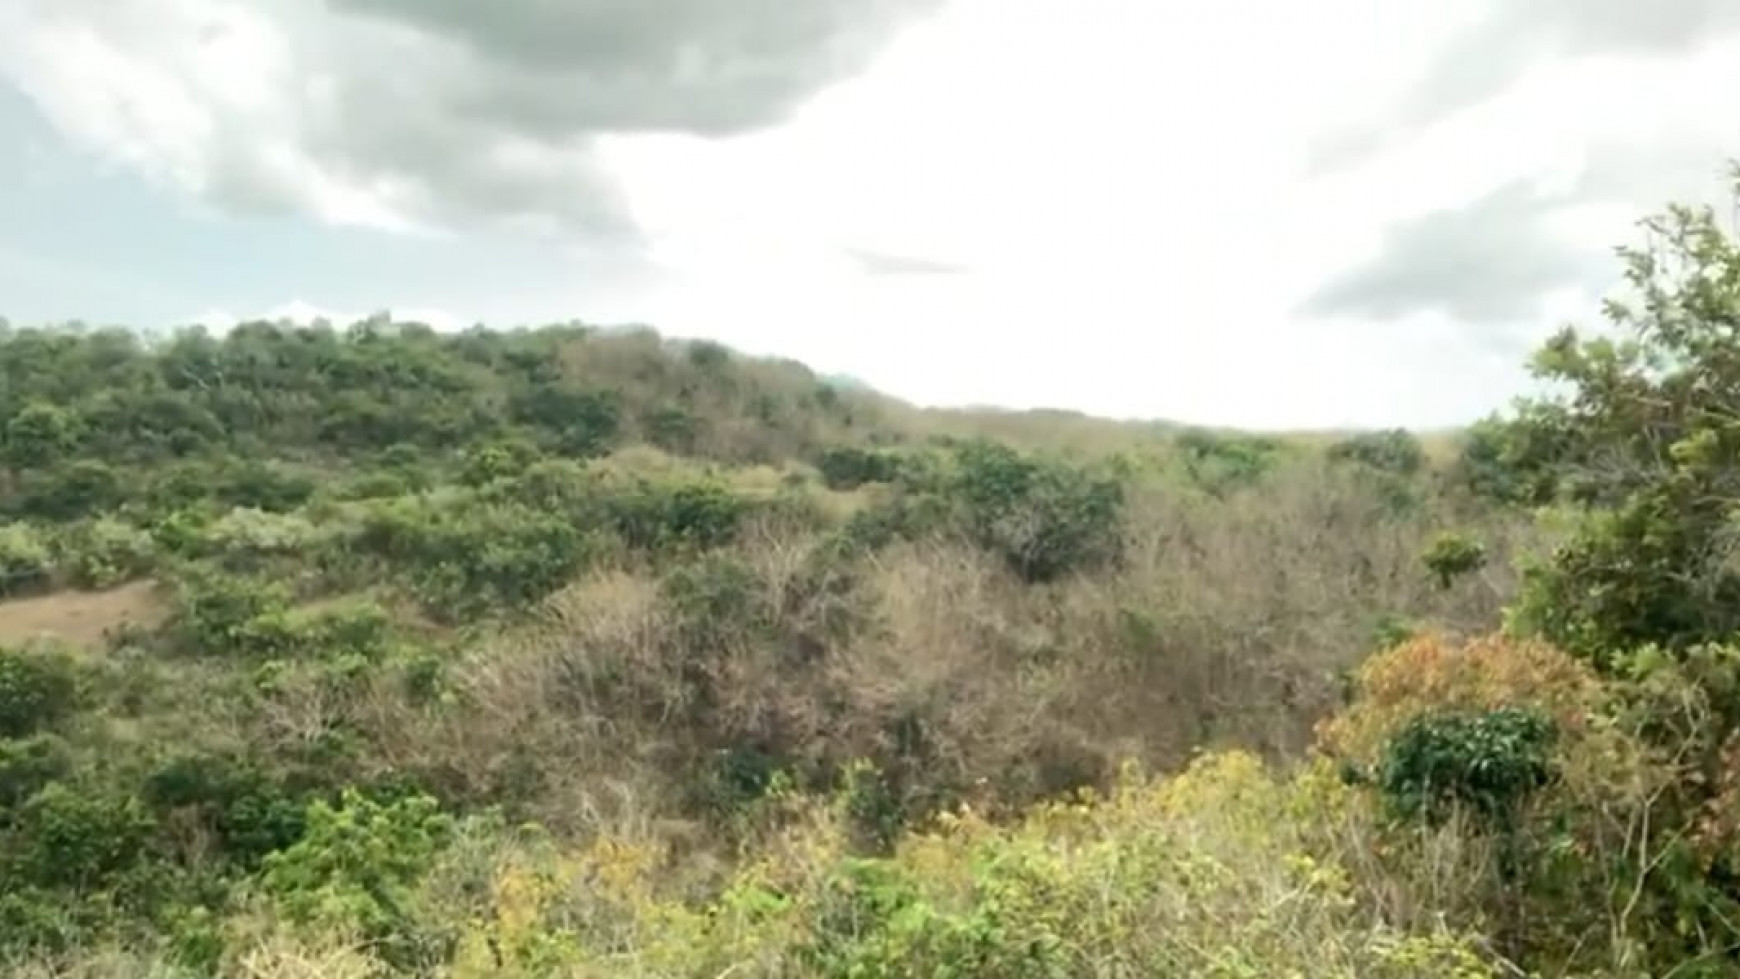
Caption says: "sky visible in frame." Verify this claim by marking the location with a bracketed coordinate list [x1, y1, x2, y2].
[3, 0, 1740, 429]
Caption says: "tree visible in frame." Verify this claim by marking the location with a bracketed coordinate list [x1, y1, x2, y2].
[2, 403, 80, 468]
[1500, 171, 1740, 959]
[1508, 181, 1740, 664]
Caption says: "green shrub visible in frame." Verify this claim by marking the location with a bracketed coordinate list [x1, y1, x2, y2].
[2, 402, 82, 468]
[660, 555, 773, 651]
[261, 789, 455, 969]
[0, 733, 73, 811]
[198, 507, 324, 559]
[642, 405, 701, 454]
[507, 384, 621, 458]
[817, 446, 905, 490]
[457, 437, 542, 487]
[1377, 707, 1557, 828]
[4, 782, 158, 890]
[0, 522, 54, 597]
[142, 752, 309, 867]
[0, 647, 81, 738]
[1452, 416, 1558, 505]
[172, 574, 293, 656]
[608, 478, 748, 551]
[949, 440, 1124, 583]
[57, 517, 157, 589]
[1421, 531, 1486, 590]
[1175, 429, 1282, 495]
[10, 459, 125, 522]
[1328, 429, 1426, 476]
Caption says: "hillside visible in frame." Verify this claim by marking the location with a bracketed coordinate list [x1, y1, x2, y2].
[5, 186, 1740, 976]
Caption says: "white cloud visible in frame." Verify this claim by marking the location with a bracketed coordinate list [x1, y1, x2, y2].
[580, 0, 1740, 426]
[6, 0, 1740, 428]
[0, 0, 941, 234]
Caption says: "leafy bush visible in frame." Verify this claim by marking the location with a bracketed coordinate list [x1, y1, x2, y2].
[949, 440, 1124, 583]
[642, 405, 701, 454]
[1175, 429, 1282, 495]
[261, 790, 455, 969]
[1421, 531, 1486, 590]
[9, 459, 125, 522]
[457, 437, 542, 487]
[1451, 416, 1557, 505]
[1328, 429, 1426, 476]
[1377, 707, 1557, 827]
[607, 479, 748, 551]
[3, 782, 158, 890]
[427, 752, 1497, 978]
[816, 446, 905, 490]
[57, 517, 157, 589]
[0, 733, 73, 810]
[0, 522, 54, 597]
[0, 647, 82, 738]
[2, 402, 82, 468]
[142, 752, 308, 867]
[171, 574, 294, 656]
[507, 384, 621, 458]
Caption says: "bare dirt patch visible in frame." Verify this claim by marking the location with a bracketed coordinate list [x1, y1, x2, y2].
[0, 580, 167, 650]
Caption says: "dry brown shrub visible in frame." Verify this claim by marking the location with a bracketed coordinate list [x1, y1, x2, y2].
[1315, 632, 1606, 766]
[345, 452, 1547, 846]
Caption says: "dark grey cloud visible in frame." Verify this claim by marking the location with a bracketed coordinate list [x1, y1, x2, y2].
[1302, 137, 1739, 329]
[1, 0, 943, 236]
[1302, 181, 1607, 325]
[1309, 0, 1740, 175]
[330, 0, 938, 135]
[844, 247, 970, 277]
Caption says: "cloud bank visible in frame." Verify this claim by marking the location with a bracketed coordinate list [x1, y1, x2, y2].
[0, 0, 941, 235]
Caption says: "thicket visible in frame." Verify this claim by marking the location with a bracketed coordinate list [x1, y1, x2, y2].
[8, 171, 1740, 975]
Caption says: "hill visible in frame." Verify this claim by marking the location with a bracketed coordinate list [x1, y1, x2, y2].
[5, 181, 1740, 976]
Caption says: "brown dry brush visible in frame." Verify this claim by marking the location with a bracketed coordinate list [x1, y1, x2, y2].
[340, 456, 1540, 852]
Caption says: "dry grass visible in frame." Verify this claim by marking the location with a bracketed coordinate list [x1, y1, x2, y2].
[326, 457, 1542, 851]
[0, 580, 166, 651]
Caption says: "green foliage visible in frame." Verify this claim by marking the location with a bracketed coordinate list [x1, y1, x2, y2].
[56, 517, 157, 589]
[0, 320, 889, 525]
[507, 384, 621, 457]
[172, 573, 293, 656]
[142, 753, 308, 867]
[260, 789, 454, 968]
[9, 459, 125, 521]
[457, 437, 543, 487]
[948, 440, 1124, 583]
[3, 401, 81, 467]
[198, 506, 324, 560]
[836, 492, 951, 553]
[361, 498, 598, 618]
[1421, 532, 1486, 590]
[1328, 429, 1426, 476]
[3, 782, 159, 890]
[608, 478, 748, 551]
[1507, 195, 1740, 664]
[817, 446, 906, 490]
[1175, 429, 1282, 495]
[659, 554, 773, 652]
[0, 647, 81, 738]
[643, 405, 701, 454]
[1377, 707, 1557, 828]
[0, 522, 54, 596]
[0, 733, 73, 810]
[1452, 416, 1557, 505]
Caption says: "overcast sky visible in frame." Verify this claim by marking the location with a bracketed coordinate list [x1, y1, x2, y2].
[3, 0, 1739, 429]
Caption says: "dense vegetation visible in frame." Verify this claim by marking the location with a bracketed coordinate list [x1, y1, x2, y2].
[5, 174, 1740, 976]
